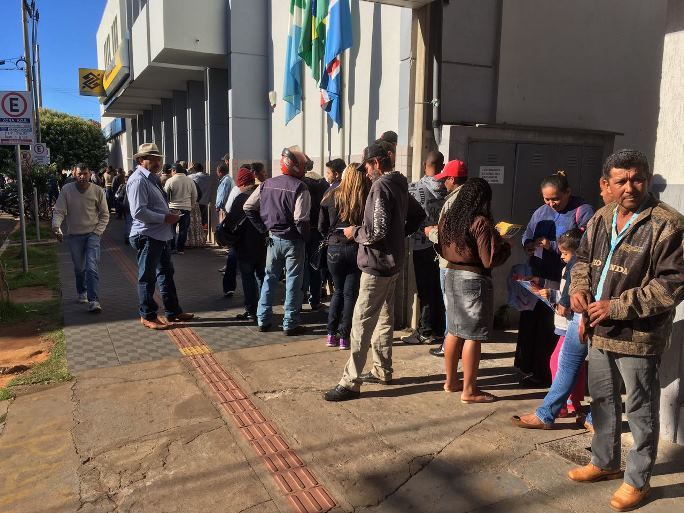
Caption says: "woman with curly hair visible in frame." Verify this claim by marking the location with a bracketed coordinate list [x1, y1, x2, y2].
[438, 177, 511, 403]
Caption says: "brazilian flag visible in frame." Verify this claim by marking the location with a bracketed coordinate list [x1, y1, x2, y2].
[298, 0, 329, 81]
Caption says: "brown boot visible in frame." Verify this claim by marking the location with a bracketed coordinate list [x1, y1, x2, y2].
[568, 463, 622, 483]
[141, 317, 171, 330]
[610, 482, 650, 512]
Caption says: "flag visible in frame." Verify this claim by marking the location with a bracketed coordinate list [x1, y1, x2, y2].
[299, 0, 329, 81]
[319, 0, 352, 127]
[284, 0, 306, 124]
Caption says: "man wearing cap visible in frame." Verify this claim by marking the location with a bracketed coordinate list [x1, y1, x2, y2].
[402, 151, 447, 345]
[324, 144, 425, 401]
[226, 168, 267, 322]
[424, 159, 469, 357]
[164, 163, 197, 255]
[244, 147, 312, 335]
[127, 143, 194, 330]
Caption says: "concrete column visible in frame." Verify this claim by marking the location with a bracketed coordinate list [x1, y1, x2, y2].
[205, 68, 230, 172]
[172, 90, 188, 162]
[151, 104, 163, 150]
[130, 117, 138, 155]
[653, 0, 684, 445]
[161, 98, 174, 162]
[141, 109, 153, 144]
[187, 80, 206, 164]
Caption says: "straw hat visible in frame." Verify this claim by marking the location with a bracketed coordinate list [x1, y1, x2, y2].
[133, 142, 164, 159]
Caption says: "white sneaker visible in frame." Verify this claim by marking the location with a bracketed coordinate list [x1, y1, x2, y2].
[401, 331, 432, 345]
[88, 301, 102, 313]
[77, 292, 88, 303]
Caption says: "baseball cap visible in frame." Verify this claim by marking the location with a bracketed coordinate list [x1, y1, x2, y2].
[356, 144, 389, 171]
[434, 160, 467, 180]
[379, 131, 398, 145]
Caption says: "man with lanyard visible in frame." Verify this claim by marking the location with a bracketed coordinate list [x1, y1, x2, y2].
[127, 143, 194, 330]
[568, 149, 684, 512]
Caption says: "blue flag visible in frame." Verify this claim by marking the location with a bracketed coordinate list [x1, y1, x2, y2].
[319, 0, 352, 127]
[284, 0, 305, 124]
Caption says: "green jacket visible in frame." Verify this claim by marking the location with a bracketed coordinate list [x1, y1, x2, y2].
[570, 194, 684, 356]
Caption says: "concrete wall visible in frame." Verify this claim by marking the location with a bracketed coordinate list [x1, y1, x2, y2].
[652, 0, 684, 445]
[96, 0, 128, 70]
[269, 0, 407, 175]
[495, 0, 667, 161]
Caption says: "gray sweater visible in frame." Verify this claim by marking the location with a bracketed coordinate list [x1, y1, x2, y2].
[52, 182, 109, 236]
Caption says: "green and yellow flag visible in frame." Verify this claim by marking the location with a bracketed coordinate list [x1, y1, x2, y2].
[299, 0, 329, 81]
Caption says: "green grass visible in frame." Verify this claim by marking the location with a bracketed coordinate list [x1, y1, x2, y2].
[9, 220, 54, 243]
[0, 299, 61, 325]
[1, 242, 60, 292]
[9, 329, 71, 387]
[0, 388, 14, 402]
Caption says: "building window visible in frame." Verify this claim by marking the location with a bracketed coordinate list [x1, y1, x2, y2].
[112, 17, 119, 54]
[104, 36, 111, 69]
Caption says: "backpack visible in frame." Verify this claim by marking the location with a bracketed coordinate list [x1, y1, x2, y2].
[214, 216, 242, 247]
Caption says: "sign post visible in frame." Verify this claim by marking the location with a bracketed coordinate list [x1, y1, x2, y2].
[1, 91, 35, 273]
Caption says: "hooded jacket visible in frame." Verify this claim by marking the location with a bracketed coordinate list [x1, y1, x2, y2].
[569, 194, 684, 356]
[352, 171, 426, 276]
[408, 175, 447, 250]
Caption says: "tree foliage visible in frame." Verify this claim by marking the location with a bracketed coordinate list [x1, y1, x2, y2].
[40, 108, 108, 171]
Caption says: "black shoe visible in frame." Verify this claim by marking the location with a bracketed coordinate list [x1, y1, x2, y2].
[218, 266, 226, 273]
[519, 375, 550, 388]
[236, 311, 256, 322]
[224, 290, 235, 297]
[258, 324, 271, 332]
[358, 371, 392, 385]
[284, 325, 306, 336]
[323, 385, 360, 402]
[429, 344, 445, 357]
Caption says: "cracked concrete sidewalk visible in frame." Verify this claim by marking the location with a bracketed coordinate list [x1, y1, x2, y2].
[1, 335, 683, 512]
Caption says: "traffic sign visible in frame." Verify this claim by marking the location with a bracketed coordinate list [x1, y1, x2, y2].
[0, 91, 34, 145]
[32, 143, 50, 165]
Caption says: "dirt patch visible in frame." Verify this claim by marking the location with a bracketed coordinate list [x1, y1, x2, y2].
[0, 322, 54, 387]
[9, 286, 55, 303]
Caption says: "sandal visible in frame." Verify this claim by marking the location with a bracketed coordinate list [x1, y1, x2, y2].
[444, 384, 463, 393]
[511, 412, 553, 430]
[461, 392, 497, 404]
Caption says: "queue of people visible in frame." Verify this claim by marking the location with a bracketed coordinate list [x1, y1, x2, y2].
[51, 141, 683, 512]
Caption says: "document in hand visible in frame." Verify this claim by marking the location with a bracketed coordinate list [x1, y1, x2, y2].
[495, 221, 523, 239]
[516, 279, 555, 310]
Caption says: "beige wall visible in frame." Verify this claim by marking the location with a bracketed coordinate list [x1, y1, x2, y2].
[496, 0, 668, 161]
[269, 1, 407, 175]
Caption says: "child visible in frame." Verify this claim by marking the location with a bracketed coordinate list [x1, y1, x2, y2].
[539, 228, 584, 416]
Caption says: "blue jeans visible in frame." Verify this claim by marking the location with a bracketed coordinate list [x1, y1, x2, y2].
[536, 313, 591, 424]
[257, 236, 305, 330]
[170, 209, 191, 252]
[239, 257, 265, 316]
[67, 233, 101, 301]
[326, 244, 361, 339]
[222, 248, 238, 293]
[129, 235, 182, 320]
[440, 268, 448, 337]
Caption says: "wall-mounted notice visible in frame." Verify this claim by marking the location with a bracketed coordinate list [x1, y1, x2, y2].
[479, 166, 504, 184]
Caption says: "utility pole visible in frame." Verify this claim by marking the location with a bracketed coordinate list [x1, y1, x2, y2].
[36, 44, 43, 108]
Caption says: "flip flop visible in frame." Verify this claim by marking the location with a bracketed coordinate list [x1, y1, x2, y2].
[461, 392, 497, 404]
[444, 386, 463, 393]
[511, 413, 553, 430]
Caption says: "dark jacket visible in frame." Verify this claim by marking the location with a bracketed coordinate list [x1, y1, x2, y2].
[570, 195, 684, 356]
[319, 191, 357, 246]
[226, 184, 267, 263]
[302, 175, 329, 238]
[352, 171, 425, 277]
[438, 215, 511, 276]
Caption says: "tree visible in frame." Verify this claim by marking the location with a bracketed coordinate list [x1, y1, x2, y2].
[40, 108, 108, 172]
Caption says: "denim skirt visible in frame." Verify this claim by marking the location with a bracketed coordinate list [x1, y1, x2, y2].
[444, 269, 494, 341]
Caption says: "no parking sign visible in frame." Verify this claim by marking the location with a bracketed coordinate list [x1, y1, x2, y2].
[0, 91, 34, 145]
[32, 142, 50, 165]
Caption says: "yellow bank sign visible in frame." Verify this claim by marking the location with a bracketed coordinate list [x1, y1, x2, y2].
[78, 68, 105, 97]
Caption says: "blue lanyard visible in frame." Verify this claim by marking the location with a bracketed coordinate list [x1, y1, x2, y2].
[595, 206, 642, 300]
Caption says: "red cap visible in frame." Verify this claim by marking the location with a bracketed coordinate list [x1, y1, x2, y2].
[434, 160, 467, 180]
[236, 167, 255, 187]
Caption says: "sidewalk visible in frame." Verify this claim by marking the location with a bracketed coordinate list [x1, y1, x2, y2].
[1, 218, 682, 513]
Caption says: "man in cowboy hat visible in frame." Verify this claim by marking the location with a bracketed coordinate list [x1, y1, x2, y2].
[126, 143, 194, 330]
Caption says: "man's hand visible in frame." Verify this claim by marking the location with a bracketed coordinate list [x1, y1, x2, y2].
[535, 237, 551, 251]
[53, 227, 63, 242]
[587, 300, 611, 327]
[424, 225, 436, 238]
[538, 288, 550, 300]
[164, 213, 181, 224]
[570, 291, 592, 313]
[555, 304, 569, 317]
[343, 226, 356, 240]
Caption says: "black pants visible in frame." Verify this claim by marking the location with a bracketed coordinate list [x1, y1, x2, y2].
[514, 302, 555, 385]
[326, 244, 360, 339]
[199, 204, 208, 225]
[413, 247, 445, 338]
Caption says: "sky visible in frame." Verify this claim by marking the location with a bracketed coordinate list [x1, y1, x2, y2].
[0, 0, 107, 121]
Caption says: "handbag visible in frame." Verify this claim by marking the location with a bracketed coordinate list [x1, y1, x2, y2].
[311, 236, 328, 271]
[214, 216, 241, 247]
